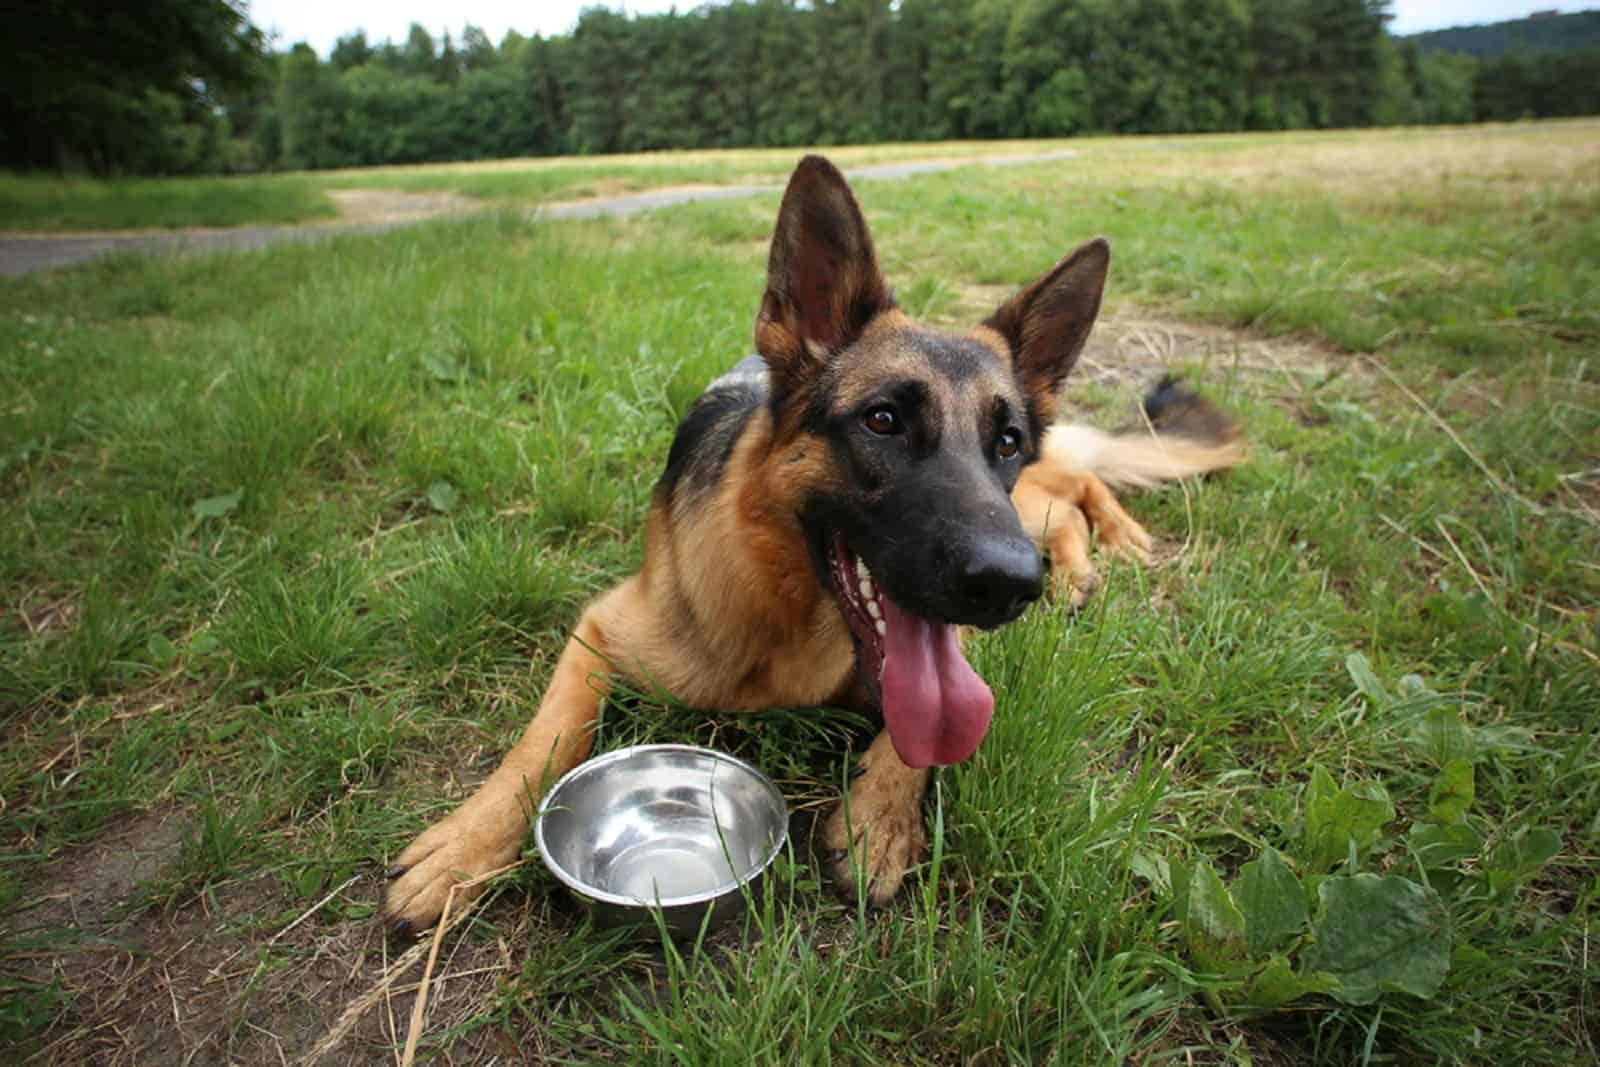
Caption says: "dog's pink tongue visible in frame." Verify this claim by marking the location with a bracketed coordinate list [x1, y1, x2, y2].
[878, 597, 994, 768]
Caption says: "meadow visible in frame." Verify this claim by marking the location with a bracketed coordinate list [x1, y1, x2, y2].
[0, 140, 1078, 231]
[1, 121, 1596, 1064]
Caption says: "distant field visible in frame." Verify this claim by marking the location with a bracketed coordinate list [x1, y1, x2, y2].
[0, 173, 339, 231]
[0, 122, 1595, 1063]
[10, 122, 1593, 232]
[1, 139, 1081, 231]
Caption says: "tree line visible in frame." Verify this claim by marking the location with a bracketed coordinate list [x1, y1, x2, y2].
[1408, 9, 1600, 58]
[5, 0, 1598, 177]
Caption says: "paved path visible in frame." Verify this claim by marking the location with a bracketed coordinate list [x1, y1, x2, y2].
[0, 149, 1080, 278]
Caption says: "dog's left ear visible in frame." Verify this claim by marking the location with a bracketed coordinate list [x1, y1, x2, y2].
[983, 237, 1110, 426]
[756, 155, 893, 400]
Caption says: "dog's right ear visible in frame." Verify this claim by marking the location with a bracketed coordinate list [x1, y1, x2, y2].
[983, 237, 1110, 428]
[755, 156, 893, 399]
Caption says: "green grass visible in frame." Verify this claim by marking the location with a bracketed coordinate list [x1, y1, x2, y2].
[0, 172, 339, 231]
[0, 123, 1596, 1063]
[4, 140, 1070, 231]
[7, 120, 1592, 232]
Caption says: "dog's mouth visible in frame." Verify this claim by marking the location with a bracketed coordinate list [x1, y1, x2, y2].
[826, 533, 994, 768]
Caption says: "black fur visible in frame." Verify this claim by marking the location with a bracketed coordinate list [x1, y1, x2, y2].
[656, 382, 763, 502]
[1140, 375, 1238, 444]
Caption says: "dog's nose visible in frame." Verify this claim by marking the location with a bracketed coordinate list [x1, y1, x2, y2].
[957, 537, 1042, 626]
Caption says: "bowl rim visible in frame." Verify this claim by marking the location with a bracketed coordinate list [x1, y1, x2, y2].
[533, 743, 789, 910]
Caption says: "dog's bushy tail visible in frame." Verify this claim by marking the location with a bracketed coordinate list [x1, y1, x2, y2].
[1042, 376, 1246, 489]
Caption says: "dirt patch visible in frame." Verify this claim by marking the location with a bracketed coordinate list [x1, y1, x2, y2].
[948, 288, 1355, 426]
[324, 189, 479, 226]
[8, 810, 185, 935]
[542, 181, 732, 212]
[4, 836, 512, 1064]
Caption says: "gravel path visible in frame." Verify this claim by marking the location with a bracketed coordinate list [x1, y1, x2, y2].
[0, 150, 1080, 278]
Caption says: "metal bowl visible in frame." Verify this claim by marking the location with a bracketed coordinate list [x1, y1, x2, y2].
[534, 744, 788, 936]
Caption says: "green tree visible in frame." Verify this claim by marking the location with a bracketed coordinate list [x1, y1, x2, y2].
[276, 43, 347, 169]
[330, 31, 374, 73]
[1, 0, 266, 173]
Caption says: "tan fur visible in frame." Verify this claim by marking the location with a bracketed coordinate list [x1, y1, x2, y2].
[1043, 424, 1247, 490]
[1010, 420, 1246, 608]
[822, 731, 929, 902]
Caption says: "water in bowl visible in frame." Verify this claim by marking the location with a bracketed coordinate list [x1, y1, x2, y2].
[604, 834, 739, 902]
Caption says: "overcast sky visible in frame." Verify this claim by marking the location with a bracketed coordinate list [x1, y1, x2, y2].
[246, 1, 1590, 56]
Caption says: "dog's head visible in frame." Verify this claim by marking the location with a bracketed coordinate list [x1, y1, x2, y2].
[755, 155, 1108, 768]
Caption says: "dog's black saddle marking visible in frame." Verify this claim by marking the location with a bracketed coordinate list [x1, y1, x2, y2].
[656, 355, 769, 502]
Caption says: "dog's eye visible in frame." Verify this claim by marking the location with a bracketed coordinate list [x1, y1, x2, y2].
[861, 406, 901, 436]
[996, 429, 1023, 459]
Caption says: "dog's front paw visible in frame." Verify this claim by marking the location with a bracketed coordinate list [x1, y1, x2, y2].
[823, 770, 928, 907]
[1092, 510, 1153, 564]
[382, 793, 528, 937]
[1050, 565, 1103, 610]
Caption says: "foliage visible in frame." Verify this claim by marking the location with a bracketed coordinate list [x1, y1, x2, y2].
[15, 2, 1600, 181]
[0, 0, 267, 175]
[1408, 9, 1600, 58]
[235, 1, 1593, 174]
[1474, 47, 1600, 122]
[12, 3, 1600, 181]
[1170, 655, 1562, 1014]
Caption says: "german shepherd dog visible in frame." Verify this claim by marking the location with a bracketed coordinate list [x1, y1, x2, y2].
[382, 156, 1243, 934]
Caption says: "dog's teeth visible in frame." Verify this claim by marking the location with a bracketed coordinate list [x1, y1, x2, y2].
[866, 599, 881, 620]
[858, 579, 874, 602]
[874, 619, 886, 636]
[855, 558, 869, 581]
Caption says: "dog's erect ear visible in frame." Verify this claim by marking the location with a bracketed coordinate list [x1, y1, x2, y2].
[755, 155, 892, 398]
[983, 237, 1110, 427]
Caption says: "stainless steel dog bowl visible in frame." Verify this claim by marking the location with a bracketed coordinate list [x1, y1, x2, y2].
[534, 744, 788, 936]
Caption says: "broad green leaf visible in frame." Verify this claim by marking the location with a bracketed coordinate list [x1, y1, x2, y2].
[1428, 759, 1475, 823]
[291, 865, 326, 898]
[1394, 673, 1437, 703]
[146, 633, 179, 667]
[1412, 706, 1475, 767]
[1235, 847, 1309, 955]
[1345, 652, 1388, 706]
[1304, 767, 1395, 874]
[1488, 828, 1561, 888]
[1408, 820, 1481, 872]
[1175, 859, 1248, 972]
[1244, 955, 1338, 1010]
[422, 352, 467, 382]
[1130, 850, 1171, 895]
[1307, 873, 1451, 1005]
[426, 480, 459, 514]
[191, 489, 242, 520]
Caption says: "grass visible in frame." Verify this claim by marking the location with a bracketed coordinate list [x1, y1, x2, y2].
[13, 121, 1585, 231]
[0, 122, 1596, 1063]
[0, 172, 338, 231]
[3, 140, 1082, 231]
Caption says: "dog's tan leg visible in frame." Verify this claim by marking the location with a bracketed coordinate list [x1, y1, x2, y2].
[1074, 471, 1154, 563]
[1013, 466, 1153, 605]
[822, 730, 930, 906]
[382, 587, 631, 935]
[1013, 475, 1099, 607]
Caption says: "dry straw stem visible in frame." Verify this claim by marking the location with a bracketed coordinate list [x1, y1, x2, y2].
[266, 874, 362, 948]
[1361, 354, 1548, 519]
[401, 862, 520, 1067]
[298, 861, 517, 1067]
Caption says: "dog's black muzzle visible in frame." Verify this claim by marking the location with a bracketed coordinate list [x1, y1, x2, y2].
[947, 533, 1043, 629]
